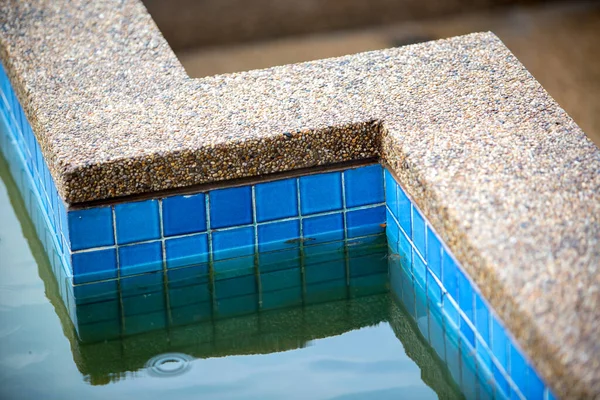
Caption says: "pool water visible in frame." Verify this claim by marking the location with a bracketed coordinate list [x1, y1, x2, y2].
[0, 154, 469, 400]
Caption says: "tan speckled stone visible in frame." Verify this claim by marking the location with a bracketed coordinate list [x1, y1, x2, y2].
[1, 1, 599, 398]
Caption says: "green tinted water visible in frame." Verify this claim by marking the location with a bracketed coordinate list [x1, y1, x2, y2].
[0, 155, 463, 400]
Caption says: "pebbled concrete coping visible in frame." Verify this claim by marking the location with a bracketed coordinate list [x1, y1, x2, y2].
[0, 0, 599, 397]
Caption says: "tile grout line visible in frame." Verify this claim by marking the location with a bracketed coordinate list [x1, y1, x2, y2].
[205, 193, 217, 322]
[251, 185, 262, 310]
[111, 205, 126, 342]
[340, 171, 351, 290]
[296, 177, 307, 307]
[158, 199, 173, 334]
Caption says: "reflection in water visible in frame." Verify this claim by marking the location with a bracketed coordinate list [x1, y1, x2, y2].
[0, 154, 475, 399]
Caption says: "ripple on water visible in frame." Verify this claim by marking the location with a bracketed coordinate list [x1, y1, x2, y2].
[145, 353, 194, 378]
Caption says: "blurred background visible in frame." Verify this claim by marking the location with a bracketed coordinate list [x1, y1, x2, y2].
[142, 0, 600, 145]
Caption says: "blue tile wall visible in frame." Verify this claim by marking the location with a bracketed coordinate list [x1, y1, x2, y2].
[63, 164, 383, 284]
[384, 168, 556, 400]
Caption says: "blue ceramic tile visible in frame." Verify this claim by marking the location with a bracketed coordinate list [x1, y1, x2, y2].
[426, 226, 442, 279]
[115, 200, 160, 244]
[426, 269, 442, 306]
[509, 343, 528, 395]
[445, 333, 461, 386]
[477, 370, 495, 400]
[491, 315, 508, 369]
[258, 219, 300, 252]
[209, 186, 252, 229]
[122, 290, 165, 316]
[261, 268, 301, 292]
[258, 248, 301, 272]
[415, 289, 429, 340]
[165, 234, 208, 268]
[389, 259, 404, 302]
[302, 213, 344, 243]
[344, 164, 384, 207]
[72, 248, 117, 284]
[493, 362, 511, 398]
[386, 209, 399, 246]
[527, 367, 545, 400]
[460, 315, 475, 347]
[305, 279, 346, 305]
[475, 291, 490, 345]
[457, 269, 474, 322]
[67, 206, 114, 251]
[170, 302, 212, 326]
[73, 280, 118, 305]
[120, 266, 164, 296]
[262, 286, 302, 310]
[212, 226, 255, 261]
[255, 178, 298, 222]
[429, 311, 446, 362]
[443, 296, 460, 329]
[213, 255, 255, 279]
[77, 319, 121, 342]
[303, 241, 345, 266]
[215, 275, 257, 299]
[304, 260, 345, 285]
[167, 264, 209, 288]
[412, 248, 426, 288]
[346, 205, 385, 238]
[400, 266, 416, 319]
[460, 352, 478, 400]
[398, 229, 412, 270]
[476, 337, 493, 376]
[396, 185, 412, 236]
[162, 193, 206, 236]
[442, 251, 458, 299]
[299, 172, 342, 215]
[349, 252, 387, 277]
[169, 284, 210, 308]
[119, 241, 163, 276]
[384, 170, 399, 218]
[124, 311, 166, 335]
[510, 390, 523, 400]
[216, 294, 258, 318]
[76, 300, 119, 325]
[412, 206, 426, 258]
